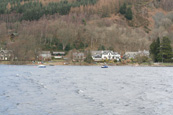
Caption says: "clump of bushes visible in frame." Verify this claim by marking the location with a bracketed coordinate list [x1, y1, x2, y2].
[119, 3, 133, 20]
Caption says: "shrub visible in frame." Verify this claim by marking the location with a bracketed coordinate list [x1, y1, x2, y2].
[114, 59, 117, 63]
[125, 8, 133, 20]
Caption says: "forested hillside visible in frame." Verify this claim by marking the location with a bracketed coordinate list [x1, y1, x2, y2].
[0, 0, 97, 20]
[0, 0, 173, 61]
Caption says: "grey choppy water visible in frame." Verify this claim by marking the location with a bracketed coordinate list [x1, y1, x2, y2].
[0, 65, 173, 115]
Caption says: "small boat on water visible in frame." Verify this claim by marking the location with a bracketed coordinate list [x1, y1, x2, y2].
[101, 65, 108, 68]
[38, 65, 46, 68]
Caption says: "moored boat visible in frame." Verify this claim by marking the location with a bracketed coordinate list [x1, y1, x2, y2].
[101, 65, 108, 68]
[38, 65, 46, 68]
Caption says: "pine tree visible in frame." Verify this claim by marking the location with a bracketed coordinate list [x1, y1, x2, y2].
[155, 37, 160, 62]
[150, 40, 157, 62]
[149, 37, 161, 62]
[158, 37, 173, 62]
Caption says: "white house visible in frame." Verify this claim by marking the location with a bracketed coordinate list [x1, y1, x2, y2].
[138, 50, 149, 57]
[91, 50, 121, 61]
[91, 51, 102, 61]
[38, 51, 51, 61]
[0, 50, 13, 61]
[52, 51, 65, 59]
[124, 50, 150, 59]
[73, 52, 85, 62]
[123, 52, 138, 59]
[102, 51, 121, 61]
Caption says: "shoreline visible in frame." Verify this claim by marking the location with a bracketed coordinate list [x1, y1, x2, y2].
[0, 61, 173, 67]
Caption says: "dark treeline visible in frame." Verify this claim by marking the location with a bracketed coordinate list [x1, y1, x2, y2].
[0, 0, 98, 21]
[150, 37, 173, 62]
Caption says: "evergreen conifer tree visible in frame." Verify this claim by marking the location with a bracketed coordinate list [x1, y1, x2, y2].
[158, 37, 173, 62]
[150, 40, 157, 61]
[155, 37, 160, 62]
[149, 37, 161, 62]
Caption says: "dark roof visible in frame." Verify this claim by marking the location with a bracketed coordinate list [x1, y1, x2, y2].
[93, 55, 102, 58]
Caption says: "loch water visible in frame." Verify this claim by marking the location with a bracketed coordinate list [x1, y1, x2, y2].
[0, 65, 173, 115]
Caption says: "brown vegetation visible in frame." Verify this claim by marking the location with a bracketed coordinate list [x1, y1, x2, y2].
[0, 0, 173, 61]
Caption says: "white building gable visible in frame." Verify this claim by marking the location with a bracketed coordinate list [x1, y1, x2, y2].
[92, 50, 121, 61]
